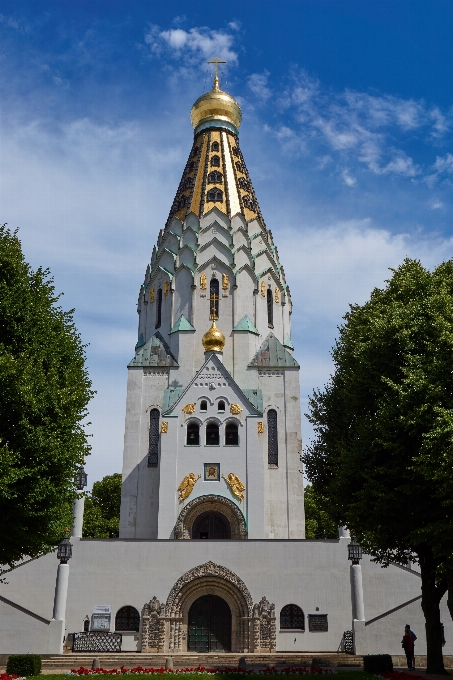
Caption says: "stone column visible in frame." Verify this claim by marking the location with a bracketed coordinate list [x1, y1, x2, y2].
[71, 495, 85, 538]
[350, 563, 365, 621]
[53, 562, 70, 621]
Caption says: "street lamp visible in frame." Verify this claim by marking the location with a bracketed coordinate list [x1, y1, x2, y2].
[75, 466, 88, 491]
[347, 536, 363, 565]
[57, 535, 73, 564]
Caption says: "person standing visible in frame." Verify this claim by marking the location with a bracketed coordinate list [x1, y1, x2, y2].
[402, 624, 417, 669]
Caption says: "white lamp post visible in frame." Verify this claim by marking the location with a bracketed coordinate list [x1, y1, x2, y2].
[348, 536, 365, 621]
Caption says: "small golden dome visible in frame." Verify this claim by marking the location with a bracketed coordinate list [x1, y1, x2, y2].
[190, 77, 242, 135]
[202, 320, 226, 353]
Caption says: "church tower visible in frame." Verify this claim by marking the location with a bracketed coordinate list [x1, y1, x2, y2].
[119, 68, 304, 540]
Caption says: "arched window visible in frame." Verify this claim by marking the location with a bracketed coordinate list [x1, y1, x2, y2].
[267, 409, 278, 466]
[211, 141, 220, 151]
[208, 171, 223, 184]
[187, 422, 200, 446]
[225, 422, 239, 446]
[235, 161, 243, 172]
[200, 400, 207, 412]
[267, 288, 273, 327]
[207, 188, 223, 202]
[280, 604, 304, 630]
[232, 146, 240, 157]
[217, 400, 225, 412]
[148, 408, 160, 467]
[210, 278, 219, 319]
[115, 606, 140, 632]
[211, 155, 220, 167]
[206, 422, 220, 445]
[238, 176, 251, 192]
[155, 288, 162, 328]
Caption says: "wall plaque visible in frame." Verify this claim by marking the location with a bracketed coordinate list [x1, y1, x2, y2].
[308, 614, 328, 632]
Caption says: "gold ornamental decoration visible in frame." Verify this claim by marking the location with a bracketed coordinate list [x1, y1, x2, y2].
[200, 273, 207, 290]
[230, 404, 242, 415]
[222, 273, 229, 290]
[178, 473, 201, 502]
[182, 403, 196, 415]
[257, 422, 264, 434]
[260, 281, 266, 297]
[222, 473, 246, 502]
[161, 422, 168, 433]
[202, 320, 225, 353]
[150, 288, 155, 303]
[164, 281, 169, 297]
[275, 288, 280, 303]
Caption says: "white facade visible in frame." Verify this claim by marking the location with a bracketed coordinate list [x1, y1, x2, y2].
[0, 78, 447, 661]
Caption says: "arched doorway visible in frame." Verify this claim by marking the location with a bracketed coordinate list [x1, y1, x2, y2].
[174, 495, 247, 540]
[188, 594, 231, 652]
[192, 511, 231, 539]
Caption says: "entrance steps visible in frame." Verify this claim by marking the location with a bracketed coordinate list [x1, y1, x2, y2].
[39, 653, 361, 672]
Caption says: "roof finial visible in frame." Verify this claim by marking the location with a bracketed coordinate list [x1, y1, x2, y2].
[207, 56, 226, 91]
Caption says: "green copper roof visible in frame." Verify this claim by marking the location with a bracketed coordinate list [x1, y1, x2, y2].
[248, 333, 299, 369]
[243, 388, 263, 412]
[283, 334, 294, 350]
[232, 314, 259, 335]
[169, 314, 195, 334]
[162, 387, 186, 411]
[128, 332, 178, 368]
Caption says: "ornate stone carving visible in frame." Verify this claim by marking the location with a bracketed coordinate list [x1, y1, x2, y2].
[141, 596, 163, 652]
[178, 473, 201, 502]
[222, 472, 246, 502]
[258, 421, 264, 434]
[161, 421, 168, 433]
[251, 596, 276, 653]
[182, 403, 195, 415]
[174, 494, 247, 540]
[166, 561, 253, 615]
[230, 403, 242, 415]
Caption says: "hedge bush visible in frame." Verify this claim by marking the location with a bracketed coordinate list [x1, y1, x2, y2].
[363, 654, 393, 674]
[6, 654, 42, 676]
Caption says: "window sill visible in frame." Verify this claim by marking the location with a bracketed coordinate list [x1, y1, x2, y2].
[225, 445, 239, 447]
[268, 464, 279, 469]
[185, 444, 201, 447]
[205, 444, 220, 447]
[279, 629, 305, 633]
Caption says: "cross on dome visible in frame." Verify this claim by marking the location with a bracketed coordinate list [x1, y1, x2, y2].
[207, 56, 226, 91]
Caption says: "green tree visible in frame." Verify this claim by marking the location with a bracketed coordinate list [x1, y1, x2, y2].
[0, 225, 93, 567]
[304, 485, 338, 539]
[83, 473, 122, 538]
[303, 259, 453, 674]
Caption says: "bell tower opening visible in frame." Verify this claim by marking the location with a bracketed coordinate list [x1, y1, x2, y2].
[188, 594, 232, 652]
[192, 511, 231, 539]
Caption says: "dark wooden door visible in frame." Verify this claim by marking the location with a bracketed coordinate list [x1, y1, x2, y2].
[192, 512, 231, 539]
[188, 595, 232, 652]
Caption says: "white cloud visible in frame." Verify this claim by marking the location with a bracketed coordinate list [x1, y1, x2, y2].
[341, 169, 356, 187]
[248, 71, 271, 101]
[430, 200, 444, 210]
[432, 152, 453, 174]
[145, 24, 238, 68]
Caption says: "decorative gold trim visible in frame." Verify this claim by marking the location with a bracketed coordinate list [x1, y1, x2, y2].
[257, 421, 264, 434]
[230, 403, 242, 415]
[222, 472, 246, 502]
[260, 281, 266, 297]
[150, 288, 155, 303]
[178, 473, 201, 502]
[164, 281, 169, 297]
[222, 273, 229, 290]
[182, 403, 196, 415]
[161, 422, 168, 433]
[275, 288, 280, 303]
[200, 273, 207, 290]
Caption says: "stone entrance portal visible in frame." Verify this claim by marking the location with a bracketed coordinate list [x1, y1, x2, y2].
[140, 561, 276, 653]
[192, 511, 231, 539]
[174, 495, 247, 540]
[188, 594, 231, 652]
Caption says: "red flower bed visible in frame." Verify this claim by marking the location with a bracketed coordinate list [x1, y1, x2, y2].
[0, 674, 22, 680]
[69, 665, 333, 676]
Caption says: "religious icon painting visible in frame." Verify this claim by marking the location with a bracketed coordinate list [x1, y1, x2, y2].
[204, 463, 220, 481]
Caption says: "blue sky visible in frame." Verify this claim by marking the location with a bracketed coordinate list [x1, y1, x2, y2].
[1, 1, 453, 487]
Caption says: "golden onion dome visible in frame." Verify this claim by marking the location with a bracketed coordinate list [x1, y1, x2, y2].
[202, 320, 226, 353]
[190, 76, 242, 135]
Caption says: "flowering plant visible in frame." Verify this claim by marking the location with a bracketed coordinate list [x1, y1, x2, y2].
[67, 666, 334, 676]
[0, 674, 26, 680]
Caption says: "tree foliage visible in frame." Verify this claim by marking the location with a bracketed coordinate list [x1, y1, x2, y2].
[82, 473, 121, 538]
[0, 225, 93, 566]
[304, 485, 337, 539]
[303, 259, 453, 673]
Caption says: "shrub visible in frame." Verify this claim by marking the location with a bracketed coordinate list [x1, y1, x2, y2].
[6, 654, 42, 676]
[363, 655, 393, 674]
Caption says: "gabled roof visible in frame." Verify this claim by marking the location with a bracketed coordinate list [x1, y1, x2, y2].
[248, 333, 299, 369]
[128, 332, 178, 368]
[232, 314, 259, 335]
[162, 352, 263, 416]
[169, 315, 195, 334]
